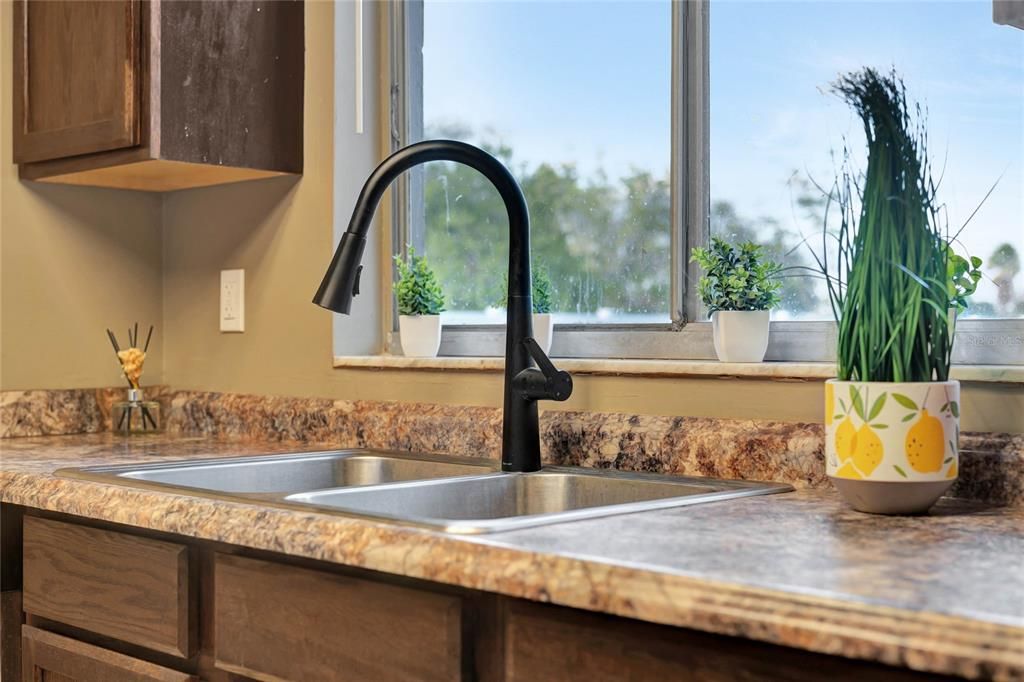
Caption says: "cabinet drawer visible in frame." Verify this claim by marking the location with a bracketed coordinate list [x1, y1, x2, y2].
[214, 553, 463, 682]
[22, 625, 195, 682]
[23, 517, 193, 657]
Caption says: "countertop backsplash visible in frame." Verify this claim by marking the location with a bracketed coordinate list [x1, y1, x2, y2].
[1, 387, 1020, 506]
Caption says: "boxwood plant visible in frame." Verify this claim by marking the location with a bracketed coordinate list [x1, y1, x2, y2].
[690, 237, 782, 313]
[394, 246, 445, 316]
[497, 264, 553, 314]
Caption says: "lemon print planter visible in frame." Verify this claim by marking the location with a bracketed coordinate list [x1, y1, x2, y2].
[825, 380, 959, 515]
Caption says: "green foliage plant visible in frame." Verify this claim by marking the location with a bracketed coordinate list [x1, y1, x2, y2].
[818, 68, 952, 383]
[394, 246, 445, 316]
[689, 237, 782, 313]
[497, 264, 554, 314]
[531, 266, 553, 314]
[945, 245, 982, 313]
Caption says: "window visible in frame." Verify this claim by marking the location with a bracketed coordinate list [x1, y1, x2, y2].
[399, 1, 674, 327]
[389, 1, 1024, 364]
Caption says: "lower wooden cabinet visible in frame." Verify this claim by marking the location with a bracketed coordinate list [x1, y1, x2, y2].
[6, 513, 958, 682]
[21, 626, 195, 682]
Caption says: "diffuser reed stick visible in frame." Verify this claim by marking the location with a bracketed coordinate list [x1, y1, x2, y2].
[105, 324, 158, 431]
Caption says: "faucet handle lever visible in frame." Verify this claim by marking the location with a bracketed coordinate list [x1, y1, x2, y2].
[523, 337, 558, 376]
[514, 338, 572, 402]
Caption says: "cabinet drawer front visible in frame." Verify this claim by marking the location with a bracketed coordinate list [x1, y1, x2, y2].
[22, 517, 193, 657]
[214, 554, 463, 682]
[22, 625, 195, 682]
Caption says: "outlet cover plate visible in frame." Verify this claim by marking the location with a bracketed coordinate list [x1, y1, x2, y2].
[220, 269, 245, 332]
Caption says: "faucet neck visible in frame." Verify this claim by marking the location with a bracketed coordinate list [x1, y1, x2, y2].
[315, 140, 571, 473]
[345, 141, 532, 301]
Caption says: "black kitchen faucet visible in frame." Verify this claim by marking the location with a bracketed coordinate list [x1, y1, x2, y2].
[313, 140, 572, 472]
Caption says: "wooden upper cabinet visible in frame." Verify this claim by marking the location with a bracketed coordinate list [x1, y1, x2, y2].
[11, 0, 304, 192]
[13, 0, 141, 163]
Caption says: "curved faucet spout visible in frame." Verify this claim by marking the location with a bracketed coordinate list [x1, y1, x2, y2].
[314, 140, 572, 472]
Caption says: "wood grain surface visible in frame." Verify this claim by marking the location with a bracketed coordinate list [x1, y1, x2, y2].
[22, 625, 195, 682]
[22, 517, 193, 658]
[214, 553, 464, 682]
[503, 600, 960, 682]
[13, 1, 140, 163]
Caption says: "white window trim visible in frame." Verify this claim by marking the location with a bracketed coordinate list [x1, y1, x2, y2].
[383, 0, 1024, 366]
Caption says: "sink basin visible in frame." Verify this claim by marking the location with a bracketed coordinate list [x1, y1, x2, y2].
[286, 467, 792, 533]
[59, 450, 497, 497]
[59, 451, 791, 533]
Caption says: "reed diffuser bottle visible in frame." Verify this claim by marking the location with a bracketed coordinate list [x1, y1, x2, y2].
[107, 324, 161, 434]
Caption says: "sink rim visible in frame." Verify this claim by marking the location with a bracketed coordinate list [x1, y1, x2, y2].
[55, 448, 500, 499]
[56, 450, 793, 534]
[284, 466, 794, 534]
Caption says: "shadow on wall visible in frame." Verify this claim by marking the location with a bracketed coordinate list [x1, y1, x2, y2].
[20, 181, 162, 261]
[162, 174, 302, 271]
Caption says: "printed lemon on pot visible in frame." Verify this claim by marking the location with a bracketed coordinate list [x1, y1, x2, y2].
[834, 460, 863, 480]
[906, 409, 945, 473]
[829, 383, 858, 465]
[853, 424, 884, 476]
[830, 386, 888, 480]
[834, 417, 857, 463]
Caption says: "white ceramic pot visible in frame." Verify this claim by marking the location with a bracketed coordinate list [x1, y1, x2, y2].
[398, 314, 442, 357]
[825, 379, 960, 514]
[711, 310, 770, 362]
[533, 313, 554, 354]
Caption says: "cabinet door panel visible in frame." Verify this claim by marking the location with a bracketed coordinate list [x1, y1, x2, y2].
[214, 553, 464, 682]
[13, 0, 141, 163]
[21, 626, 195, 682]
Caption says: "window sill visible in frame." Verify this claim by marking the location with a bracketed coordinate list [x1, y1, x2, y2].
[333, 356, 1023, 383]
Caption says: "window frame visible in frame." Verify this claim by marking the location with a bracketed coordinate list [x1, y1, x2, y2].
[384, 0, 1024, 365]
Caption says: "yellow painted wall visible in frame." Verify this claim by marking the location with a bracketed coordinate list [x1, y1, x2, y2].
[0, 2, 164, 391]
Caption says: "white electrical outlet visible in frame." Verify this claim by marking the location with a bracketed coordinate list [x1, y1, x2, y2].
[220, 269, 245, 332]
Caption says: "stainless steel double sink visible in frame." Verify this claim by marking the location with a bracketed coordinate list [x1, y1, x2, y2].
[59, 450, 792, 533]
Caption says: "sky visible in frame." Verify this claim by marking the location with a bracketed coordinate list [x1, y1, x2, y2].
[422, 0, 1024, 317]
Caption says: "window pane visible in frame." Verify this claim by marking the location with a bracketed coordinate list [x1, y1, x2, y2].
[417, 0, 672, 325]
[711, 1, 1024, 320]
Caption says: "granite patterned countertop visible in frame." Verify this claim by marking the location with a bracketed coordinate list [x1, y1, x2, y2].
[2, 433, 1022, 681]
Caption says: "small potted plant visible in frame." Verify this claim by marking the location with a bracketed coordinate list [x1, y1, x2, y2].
[690, 237, 782, 362]
[498, 265, 556, 354]
[394, 246, 445, 357]
[820, 68, 960, 514]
